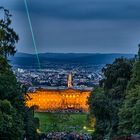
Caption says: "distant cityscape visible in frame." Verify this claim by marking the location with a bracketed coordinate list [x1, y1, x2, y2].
[13, 63, 104, 90]
[10, 53, 135, 91]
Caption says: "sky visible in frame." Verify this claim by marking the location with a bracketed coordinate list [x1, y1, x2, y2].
[0, 0, 140, 54]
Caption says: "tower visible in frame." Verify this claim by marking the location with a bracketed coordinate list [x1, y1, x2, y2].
[68, 73, 73, 88]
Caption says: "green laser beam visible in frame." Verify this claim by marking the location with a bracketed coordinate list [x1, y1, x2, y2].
[24, 0, 41, 69]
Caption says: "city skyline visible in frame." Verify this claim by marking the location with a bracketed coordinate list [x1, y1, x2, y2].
[1, 0, 140, 54]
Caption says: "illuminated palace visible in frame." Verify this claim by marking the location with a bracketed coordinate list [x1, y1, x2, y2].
[26, 74, 92, 112]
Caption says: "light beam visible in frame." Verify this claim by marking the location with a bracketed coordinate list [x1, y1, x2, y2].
[24, 0, 41, 69]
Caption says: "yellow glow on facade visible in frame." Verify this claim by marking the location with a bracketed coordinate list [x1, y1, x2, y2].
[26, 74, 92, 112]
[26, 88, 91, 112]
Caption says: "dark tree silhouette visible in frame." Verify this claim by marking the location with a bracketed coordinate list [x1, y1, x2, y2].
[0, 7, 19, 58]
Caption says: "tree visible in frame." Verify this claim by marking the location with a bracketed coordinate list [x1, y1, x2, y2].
[118, 45, 140, 136]
[0, 8, 39, 139]
[127, 48, 140, 89]
[0, 100, 23, 140]
[0, 7, 18, 58]
[88, 87, 109, 139]
[101, 58, 133, 98]
[118, 86, 140, 135]
[24, 107, 39, 140]
[88, 58, 133, 139]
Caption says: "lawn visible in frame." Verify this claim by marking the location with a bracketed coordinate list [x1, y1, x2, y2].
[35, 112, 88, 133]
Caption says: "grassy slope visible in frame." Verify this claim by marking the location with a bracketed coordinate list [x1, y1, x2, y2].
[35, 112, 87, 133]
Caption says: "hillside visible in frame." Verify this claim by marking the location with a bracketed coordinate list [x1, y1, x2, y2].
[9, 53, 135, 67]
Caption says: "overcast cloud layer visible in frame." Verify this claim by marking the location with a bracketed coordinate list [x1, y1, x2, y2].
[0, 0, 140, 54]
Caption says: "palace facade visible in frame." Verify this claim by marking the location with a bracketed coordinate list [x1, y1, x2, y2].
[26, 74, 92, 112]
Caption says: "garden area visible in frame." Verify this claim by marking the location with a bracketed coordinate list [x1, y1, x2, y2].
[35, 112, 93, 133]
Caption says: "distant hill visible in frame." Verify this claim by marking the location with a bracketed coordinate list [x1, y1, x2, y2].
[9, 52, 135, 68]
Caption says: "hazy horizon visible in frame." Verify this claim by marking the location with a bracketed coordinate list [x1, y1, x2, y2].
[16, 51, 136, 55]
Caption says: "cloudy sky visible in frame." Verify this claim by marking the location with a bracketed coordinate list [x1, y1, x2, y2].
[1, 0, 140, 54]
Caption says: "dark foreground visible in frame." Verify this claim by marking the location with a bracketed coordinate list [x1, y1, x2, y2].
[34, 134, 140, 140]
[38, 132, 92, 140]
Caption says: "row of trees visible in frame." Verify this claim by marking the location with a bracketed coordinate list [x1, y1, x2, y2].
[0, 8, 39, 139]
[88, 45, 140, 139]
[118, 45, 140, 135]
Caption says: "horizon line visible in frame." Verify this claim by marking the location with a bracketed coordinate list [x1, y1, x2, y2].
[16, 51, 136, 55]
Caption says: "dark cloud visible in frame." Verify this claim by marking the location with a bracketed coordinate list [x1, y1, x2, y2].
[0, 0, 140, 54]
[27, 0, 140, 20]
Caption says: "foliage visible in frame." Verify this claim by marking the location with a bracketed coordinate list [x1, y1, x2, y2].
[118, 46, 140, 136]
[86, 113, 96, 131]
[0, 65, 25, 110]
[24, 107, 39, 140]
[0, 100, 23, 140]
[0, 7, 18, 58]
[118, 86, 140, 135]
[88, 58, 133, 139]
[127, 59, 140, 89]
[0, 8, 39, 139]
[101, 58, 133, 98]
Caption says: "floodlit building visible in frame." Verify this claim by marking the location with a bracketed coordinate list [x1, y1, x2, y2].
[26, 74, 92, 112]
